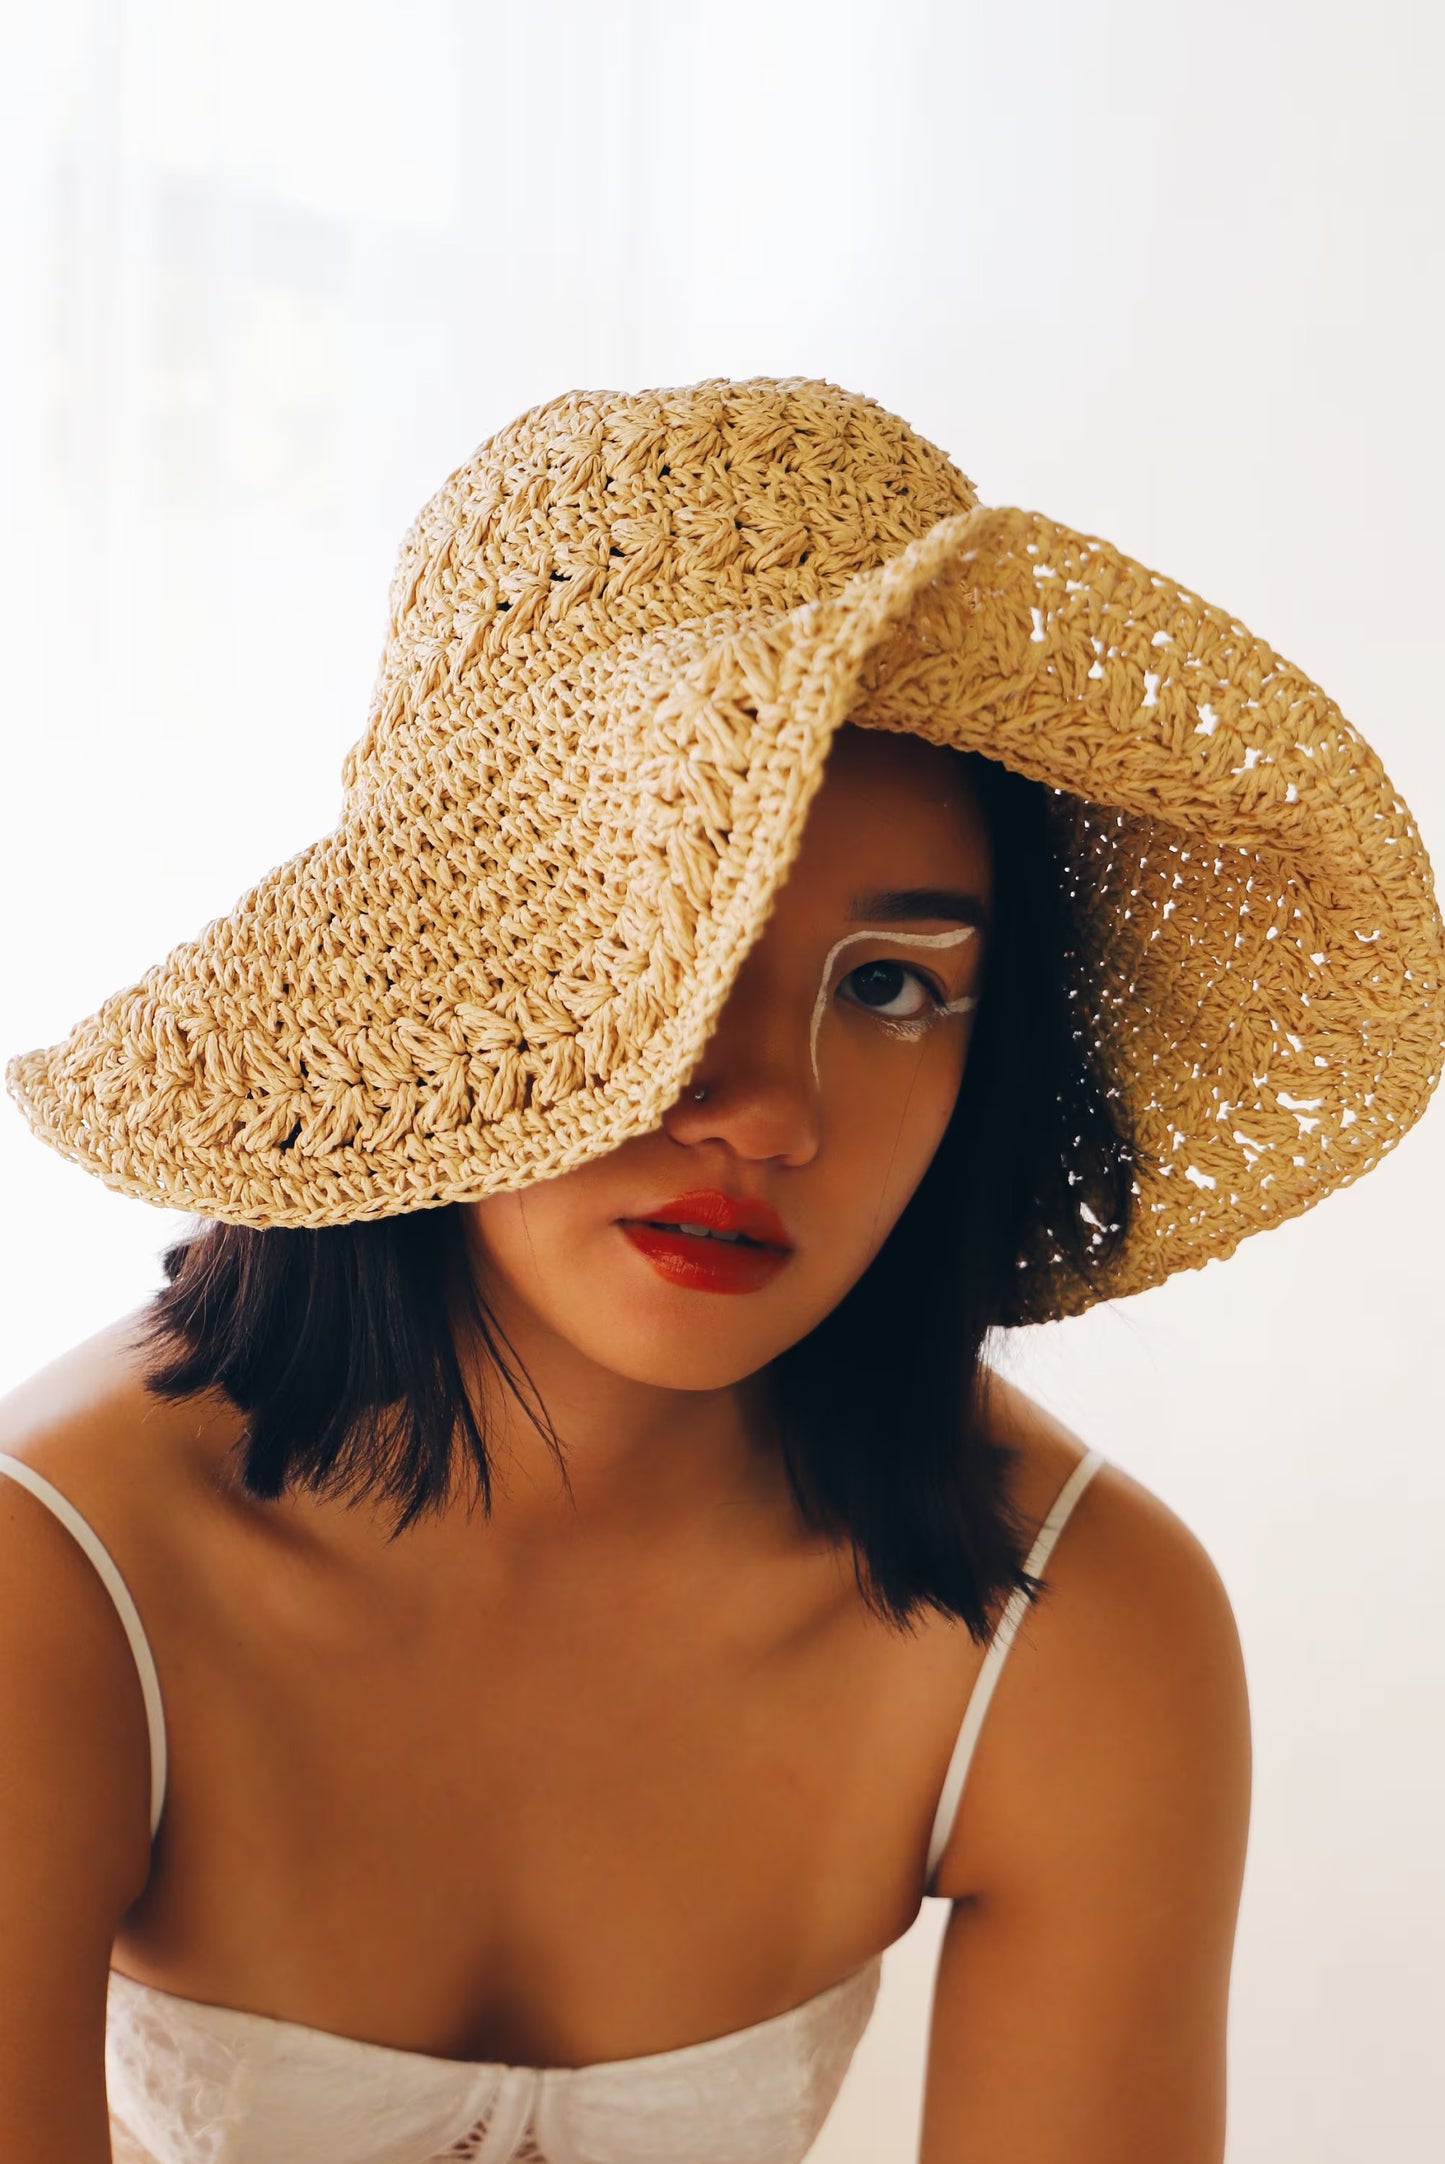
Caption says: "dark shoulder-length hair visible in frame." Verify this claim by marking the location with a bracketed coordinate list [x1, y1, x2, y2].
[134, 750, 1135, 1645]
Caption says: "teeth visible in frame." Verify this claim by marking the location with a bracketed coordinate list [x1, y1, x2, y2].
[655, 1221, 750, 1244]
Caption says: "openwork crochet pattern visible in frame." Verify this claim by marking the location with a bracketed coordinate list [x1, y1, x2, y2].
[7, 376, 1444, 1319]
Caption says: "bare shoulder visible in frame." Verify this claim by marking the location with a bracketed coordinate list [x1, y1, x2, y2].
[0, 1303, 165, 1584]
[950, 1365, 1252, 1904]
[0, 1306, 233, 1860]
[981, 1361, 1243, 1631]
[0, 1298, 228, 2146]
[0, 1298, 165, 1454]
[0, 1305, 237, 1528]
[920, 1373, 1251, 2159]
[0, 1315, 180, 2133]
[0, 1297, 194, 1605]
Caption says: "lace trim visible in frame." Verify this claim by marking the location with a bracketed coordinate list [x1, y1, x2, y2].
[105, 1957, 882, 2164]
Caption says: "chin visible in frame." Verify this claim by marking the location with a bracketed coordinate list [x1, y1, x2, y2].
[585, 1337, 769, 1395]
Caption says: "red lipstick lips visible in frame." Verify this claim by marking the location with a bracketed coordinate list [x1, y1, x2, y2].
[632, 1189, 793, 1248]
[618, 1187, 794, 1295]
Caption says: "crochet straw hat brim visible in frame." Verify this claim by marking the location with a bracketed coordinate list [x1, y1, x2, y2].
[7, 377, 1444, 1321]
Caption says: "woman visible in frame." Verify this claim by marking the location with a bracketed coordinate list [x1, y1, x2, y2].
[2, 376, 1440, 2163]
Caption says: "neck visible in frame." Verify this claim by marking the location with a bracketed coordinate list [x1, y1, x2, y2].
[448, 1296, 792, 1558]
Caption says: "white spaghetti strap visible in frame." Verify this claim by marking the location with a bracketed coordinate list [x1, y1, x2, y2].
[923, 1446, 1106, 1895]
[0, 1451, 168, 1843]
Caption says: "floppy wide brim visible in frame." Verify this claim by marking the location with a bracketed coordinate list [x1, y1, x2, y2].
[8, 505, 1444, 1320]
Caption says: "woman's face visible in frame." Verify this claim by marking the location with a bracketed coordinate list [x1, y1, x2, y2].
[461, 724, 992, 1397]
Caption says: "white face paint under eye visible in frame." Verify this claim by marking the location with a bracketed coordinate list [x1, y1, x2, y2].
[809, 925, 979, 1087]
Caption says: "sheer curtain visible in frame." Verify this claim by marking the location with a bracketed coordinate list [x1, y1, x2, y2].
[2, 5, 1443, 2159]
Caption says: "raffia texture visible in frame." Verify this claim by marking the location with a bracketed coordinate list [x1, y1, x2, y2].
[7, 376, 1444, 1320]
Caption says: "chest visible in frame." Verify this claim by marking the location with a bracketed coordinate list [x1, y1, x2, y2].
[114, 1505, 971, 2064]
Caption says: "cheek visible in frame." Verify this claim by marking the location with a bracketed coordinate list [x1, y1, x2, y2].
[828, 1016, 970, 1135]
[825, 1044, 965, 1255]
[464, 1181, 641, 1343]
[463, 1190, 567, 1303]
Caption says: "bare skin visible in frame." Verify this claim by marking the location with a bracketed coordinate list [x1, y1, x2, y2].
[0, 725, 1241, 2108]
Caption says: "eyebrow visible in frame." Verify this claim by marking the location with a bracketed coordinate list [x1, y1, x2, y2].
[845, 885, 991, 931]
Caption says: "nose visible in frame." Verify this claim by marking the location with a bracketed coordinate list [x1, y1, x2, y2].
[661, 974, 823, 1166]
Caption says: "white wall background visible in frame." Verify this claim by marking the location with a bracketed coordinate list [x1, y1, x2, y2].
[1, 3, 1442, 2158]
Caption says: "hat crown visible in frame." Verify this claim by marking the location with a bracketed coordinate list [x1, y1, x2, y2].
[343, 377, 977, 796]
[10, 369, 1441, 1319]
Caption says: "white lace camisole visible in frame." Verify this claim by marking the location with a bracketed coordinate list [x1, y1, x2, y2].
[0, 1444, 1105, 2164]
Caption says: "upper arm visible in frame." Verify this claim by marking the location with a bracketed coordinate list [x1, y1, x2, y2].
[920, 1468, 1252, 2164]
[0, 1463, 156, 2161]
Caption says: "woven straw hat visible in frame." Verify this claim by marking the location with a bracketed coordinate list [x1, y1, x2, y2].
[8, 376, 1444, 1320]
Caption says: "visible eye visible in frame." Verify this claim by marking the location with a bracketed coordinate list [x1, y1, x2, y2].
[838, 959, 946, 1026]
